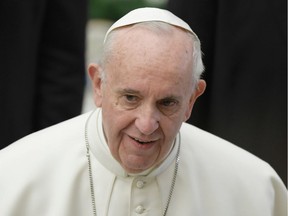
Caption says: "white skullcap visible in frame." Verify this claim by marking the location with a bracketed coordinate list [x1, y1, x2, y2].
[103, 7, 199, 43]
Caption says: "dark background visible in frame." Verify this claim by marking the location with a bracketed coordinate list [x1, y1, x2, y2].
[167, 0, 287, 185]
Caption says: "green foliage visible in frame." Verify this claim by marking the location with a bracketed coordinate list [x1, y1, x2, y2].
[89, 0, 167, 20]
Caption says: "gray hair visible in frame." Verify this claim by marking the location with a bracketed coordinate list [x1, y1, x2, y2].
[98, 21, 204, 89]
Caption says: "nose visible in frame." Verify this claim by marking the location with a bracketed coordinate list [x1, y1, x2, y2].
[135, 105, 160, 135]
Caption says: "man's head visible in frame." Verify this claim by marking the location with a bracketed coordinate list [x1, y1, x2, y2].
[88, 8, 206, 173]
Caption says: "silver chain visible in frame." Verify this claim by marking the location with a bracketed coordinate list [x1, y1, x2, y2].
[84, 110, 181, 216]
[85, 111, 97, 216]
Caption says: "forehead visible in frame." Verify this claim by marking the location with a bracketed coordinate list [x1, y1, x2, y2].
[103, 25, 194, 95]
[107, 25, 193, 75]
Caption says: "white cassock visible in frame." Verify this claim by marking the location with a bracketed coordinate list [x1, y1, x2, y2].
[0, 108, 286, 216]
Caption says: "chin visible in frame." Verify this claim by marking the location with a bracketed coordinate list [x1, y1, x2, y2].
[122, 160, 154, 173]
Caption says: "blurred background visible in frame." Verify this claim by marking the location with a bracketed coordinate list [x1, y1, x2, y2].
[0, 0, 286, 185]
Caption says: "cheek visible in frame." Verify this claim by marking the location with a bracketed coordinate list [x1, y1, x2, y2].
[101, 112, 121, 160]
[161, 118, 182, 143]
[102, 106, 133, 143]
[102, 110, 135, 162]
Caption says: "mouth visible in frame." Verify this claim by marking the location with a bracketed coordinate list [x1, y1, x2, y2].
[130, 136, 157, 145]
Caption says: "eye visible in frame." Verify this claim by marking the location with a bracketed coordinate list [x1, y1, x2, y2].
[157, 98, 180, 115]
[125, 94, 138, 103]
[118, 94, 140, 109]
[116, 89, 142, 109]
[159, 99, 178, 107]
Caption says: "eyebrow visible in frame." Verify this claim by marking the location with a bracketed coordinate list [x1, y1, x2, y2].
[117, 88, 183, 101]
[117, 88, 140, 95]
[159, 95, 182, 101]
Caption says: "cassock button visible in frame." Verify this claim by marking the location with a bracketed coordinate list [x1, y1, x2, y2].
[136, 180, 145, 189]
[135, 205, 145, 214]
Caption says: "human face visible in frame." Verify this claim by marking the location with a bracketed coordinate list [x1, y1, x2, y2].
[89, 26, 205, 173]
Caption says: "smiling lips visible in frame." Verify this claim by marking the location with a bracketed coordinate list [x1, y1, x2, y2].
[130, 136, 157, 145]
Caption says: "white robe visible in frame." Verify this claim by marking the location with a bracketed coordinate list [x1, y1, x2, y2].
[0, 109, 286, 216]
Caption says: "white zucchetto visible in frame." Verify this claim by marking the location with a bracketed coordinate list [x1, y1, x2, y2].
[103, 7, 199, 43]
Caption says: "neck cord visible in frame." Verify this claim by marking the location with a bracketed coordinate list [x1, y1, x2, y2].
[84, 110, 180, 216]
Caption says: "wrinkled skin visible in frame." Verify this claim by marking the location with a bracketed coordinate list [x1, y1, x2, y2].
[88, 25, 206, 173]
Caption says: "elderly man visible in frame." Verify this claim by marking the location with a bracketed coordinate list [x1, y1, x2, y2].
[0, 7, 286, 216]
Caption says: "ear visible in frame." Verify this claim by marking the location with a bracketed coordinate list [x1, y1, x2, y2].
[184, 79, 206, 121]
[88, 63, 103, 107]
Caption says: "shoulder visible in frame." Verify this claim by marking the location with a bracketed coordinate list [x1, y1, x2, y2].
[176, 123, 287, 215]
[0, 111, 93, 172]
[179, 122, 284, 184]
[0, 111, 94, 215]
[180, 122, 262, 162]
[1, 112, 91, 154]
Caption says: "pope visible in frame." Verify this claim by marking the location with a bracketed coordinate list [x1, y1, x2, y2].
[0, 7, 286, 216]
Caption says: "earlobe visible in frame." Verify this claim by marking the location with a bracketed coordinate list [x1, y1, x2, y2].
[195, 80, 206, 98]
[88, 63, 103, 107]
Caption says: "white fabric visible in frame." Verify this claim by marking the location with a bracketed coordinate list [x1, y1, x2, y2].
[0, 109, 287, 216]
[103, 7, 199, 43]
